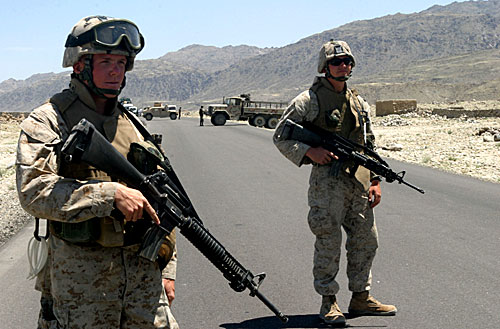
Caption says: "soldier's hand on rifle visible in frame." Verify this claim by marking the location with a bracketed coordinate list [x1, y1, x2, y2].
[114, 184, 160, 224]
[368, 180, 382, 208]
[306, 146, 339, 165]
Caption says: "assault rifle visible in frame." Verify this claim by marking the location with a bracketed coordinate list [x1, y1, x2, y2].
[61, 119, 288, 323]
[279, 119, 425, 194]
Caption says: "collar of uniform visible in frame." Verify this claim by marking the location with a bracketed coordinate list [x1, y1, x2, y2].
[69, 77, 120, 118]
[316, 76, 347, 94]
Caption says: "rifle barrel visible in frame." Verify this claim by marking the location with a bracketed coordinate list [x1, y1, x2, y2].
[255, 290, 289, 323]
[400, 179, 425, 194]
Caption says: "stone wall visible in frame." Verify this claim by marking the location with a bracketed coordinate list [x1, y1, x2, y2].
[375, 99, 417, 116]
[431, 108, 500, 118]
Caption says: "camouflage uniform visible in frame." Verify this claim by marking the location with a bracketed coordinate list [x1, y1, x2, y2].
[16, 78, 179, 329]
[273, 76, 379, 297]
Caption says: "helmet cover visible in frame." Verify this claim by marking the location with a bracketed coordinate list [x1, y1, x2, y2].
[317, 40, 356, 73]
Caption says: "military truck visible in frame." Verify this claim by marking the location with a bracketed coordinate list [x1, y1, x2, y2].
[142, 102, 178, 121]
[207, 94, 288, 129]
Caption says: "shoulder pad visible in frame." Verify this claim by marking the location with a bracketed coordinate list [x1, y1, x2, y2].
[49, 89, 78, 114]
[20, 103, 61, 144]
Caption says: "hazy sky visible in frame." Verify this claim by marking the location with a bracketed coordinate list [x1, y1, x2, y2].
[0, 0, 461, 82]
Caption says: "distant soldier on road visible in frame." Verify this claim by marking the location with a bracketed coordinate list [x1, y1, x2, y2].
[199, 106, 204, 126]
[273, 40, 397, 326]
[178, 106, 182, 119]
[16, 16, 178, 329]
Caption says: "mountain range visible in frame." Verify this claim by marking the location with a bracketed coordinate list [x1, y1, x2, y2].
[1, 0, 499, 112]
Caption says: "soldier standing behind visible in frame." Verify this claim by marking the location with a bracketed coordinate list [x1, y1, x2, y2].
[178, 106, 182, 119]
[273, 40, 397, 326]
[199, 106, 204, 126]
[16, 16, 178, 329]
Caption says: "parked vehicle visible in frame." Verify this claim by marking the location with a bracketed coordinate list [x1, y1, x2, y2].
[207, 94, 287, 128]
[120, 98, 141, 116]
[142, 102, 178, 120]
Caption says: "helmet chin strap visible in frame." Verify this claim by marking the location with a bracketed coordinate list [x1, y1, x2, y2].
[75, 55, 126, 99]
[325, 66, 351, 81]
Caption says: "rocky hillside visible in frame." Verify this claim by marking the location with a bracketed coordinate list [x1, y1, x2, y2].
[189, 0, 500, 103]
[1, 0, 499, 111]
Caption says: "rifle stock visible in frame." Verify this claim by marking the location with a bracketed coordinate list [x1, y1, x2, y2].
[61, 119, 288, 323]
[280, 119, 425, 194]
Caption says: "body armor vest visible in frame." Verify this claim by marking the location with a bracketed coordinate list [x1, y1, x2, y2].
[309, 77, 372, 189]
[50, 89, 143, 247]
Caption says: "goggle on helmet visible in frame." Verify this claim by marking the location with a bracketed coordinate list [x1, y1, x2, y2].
[63, 16, 145, 71]
[65, 20, 144, 51]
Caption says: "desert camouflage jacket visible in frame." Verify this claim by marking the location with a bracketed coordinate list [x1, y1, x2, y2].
[273, 77, 377, 189]
[16, 78, 176, 279]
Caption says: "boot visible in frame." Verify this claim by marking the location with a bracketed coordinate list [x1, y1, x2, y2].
[348, 291, 397, 316]
[319, 295, 346, 326]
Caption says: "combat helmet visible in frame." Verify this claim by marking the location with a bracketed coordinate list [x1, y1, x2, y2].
[317, 40, 356, 81]
[63, 15, 145, 97]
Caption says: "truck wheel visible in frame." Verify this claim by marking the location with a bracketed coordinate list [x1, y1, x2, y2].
[266, 117, 279, 129]
[211, 113, 227, 126]
[248, 117, 256, 126]
[170, 113, 178, 120]
[253, 115, 266, 127]
[144, 113, 153, 121]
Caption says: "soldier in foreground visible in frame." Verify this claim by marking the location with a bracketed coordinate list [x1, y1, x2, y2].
[16, 16, 178, 328]
[273, 40, 397, 326]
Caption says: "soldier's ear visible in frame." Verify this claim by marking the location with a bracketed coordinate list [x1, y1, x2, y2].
[73, 58, 85, 74]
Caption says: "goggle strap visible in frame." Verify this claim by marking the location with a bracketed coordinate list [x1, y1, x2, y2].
[65, 30, 94, 47]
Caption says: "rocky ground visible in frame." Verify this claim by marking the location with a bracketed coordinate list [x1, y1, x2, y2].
[1, 101, 499, 247]
[374, 100, 500, 184]
[0, 113, 32, 247]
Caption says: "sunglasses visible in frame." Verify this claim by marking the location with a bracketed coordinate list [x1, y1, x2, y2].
[329, 57, 353, 66]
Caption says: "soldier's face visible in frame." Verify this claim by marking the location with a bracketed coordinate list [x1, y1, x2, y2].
[91, 54, 127, 97]
[328, 56, 352, 78]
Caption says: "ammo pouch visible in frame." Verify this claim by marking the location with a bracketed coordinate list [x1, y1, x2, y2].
[158, 230, 176, 270]
[50, 216, 126, 247]
[50, 218, 100, 244]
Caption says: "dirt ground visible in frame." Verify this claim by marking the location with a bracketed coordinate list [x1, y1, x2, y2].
[0, 103, 499, 245]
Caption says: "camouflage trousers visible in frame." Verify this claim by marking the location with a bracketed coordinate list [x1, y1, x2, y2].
[36, 235, 179, 329]
[307, 165, 379, 296]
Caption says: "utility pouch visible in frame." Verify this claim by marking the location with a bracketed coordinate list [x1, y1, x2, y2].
[96, 216, 125, 247]
[329, 160, 343, 177]
[50, 218, 100, 244]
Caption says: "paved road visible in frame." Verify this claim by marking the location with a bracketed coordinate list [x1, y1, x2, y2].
[1, 116, 498, 328]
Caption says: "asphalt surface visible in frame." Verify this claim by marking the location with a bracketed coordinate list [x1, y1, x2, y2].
[0, 116, 498, 328]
